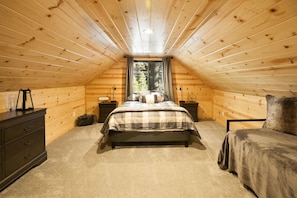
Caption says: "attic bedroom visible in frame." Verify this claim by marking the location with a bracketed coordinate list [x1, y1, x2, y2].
[0, 0, 296, 197]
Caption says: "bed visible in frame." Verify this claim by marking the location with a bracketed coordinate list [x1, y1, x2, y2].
[217, 95, 297, 198]
[100, 100, 201, 149]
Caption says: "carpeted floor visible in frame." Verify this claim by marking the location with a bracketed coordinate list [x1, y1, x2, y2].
[0, 121, 255, 198]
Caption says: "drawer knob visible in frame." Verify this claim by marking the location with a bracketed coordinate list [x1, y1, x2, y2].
[24, 125, 31, 131]
[24, 154, 31, 160]
[24, 140, 32, 146]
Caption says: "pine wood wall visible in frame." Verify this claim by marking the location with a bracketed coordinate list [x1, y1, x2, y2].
[0, 86, 85, 145]
[172, 59, 213, 119]
[212, 90, 267, 131]
[86, 58, 213, 120]
[85, 59, 126, 118]
[0, 62, 275, 145]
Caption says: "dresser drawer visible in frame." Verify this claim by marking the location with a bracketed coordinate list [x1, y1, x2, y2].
[4, 116, 44, 143]
[4, 130, 45, 176]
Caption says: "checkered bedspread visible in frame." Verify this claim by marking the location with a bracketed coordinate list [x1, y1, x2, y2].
[100, 101, 201, 138]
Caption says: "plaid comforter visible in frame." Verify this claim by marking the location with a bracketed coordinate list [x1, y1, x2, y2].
[100, 101, 201, 138]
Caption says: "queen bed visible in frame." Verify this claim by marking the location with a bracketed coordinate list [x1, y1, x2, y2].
[100, 100, 201, 149]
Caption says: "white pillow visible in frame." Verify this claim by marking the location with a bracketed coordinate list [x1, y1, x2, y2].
[145, 94, 156, 104]
[151, 92, 166, 102]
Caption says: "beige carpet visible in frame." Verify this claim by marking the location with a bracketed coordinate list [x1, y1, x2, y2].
[0, 121, 255, 198]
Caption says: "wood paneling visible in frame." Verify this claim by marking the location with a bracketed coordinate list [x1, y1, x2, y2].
[0, 0, 296, 98]
[212, 90, 267, 130]
[85, 58, 213, 120]
[176, 0, 297, 97]
[86, 59, 126, 119]
[0, 86, 85, 145]
[0, 0, 296, 138]
[172, 59, 213, 119]
[75, 0, 223, 56]
[0, 0, 122, 91]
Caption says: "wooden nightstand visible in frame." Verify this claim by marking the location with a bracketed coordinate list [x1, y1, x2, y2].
[98, 102, 117, 123]
[180, 101, 199, 122]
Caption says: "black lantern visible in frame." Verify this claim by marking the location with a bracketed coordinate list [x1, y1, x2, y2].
[16, 89, 34, 111]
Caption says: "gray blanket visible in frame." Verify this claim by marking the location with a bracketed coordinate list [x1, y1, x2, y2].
[218, 128, 297, 198]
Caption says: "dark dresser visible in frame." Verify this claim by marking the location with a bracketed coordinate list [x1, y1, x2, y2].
[180, 101, 199, 122]
[0, 108, 47, 191]
[98, 102, 117, 123]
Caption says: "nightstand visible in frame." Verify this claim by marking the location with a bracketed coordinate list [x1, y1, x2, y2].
[180, 101, 198, 122]
[98, 102, 117, 123]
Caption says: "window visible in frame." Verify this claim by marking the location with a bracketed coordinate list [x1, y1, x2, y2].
[132, 61, 164, 93]
[125, 56, 173, 101]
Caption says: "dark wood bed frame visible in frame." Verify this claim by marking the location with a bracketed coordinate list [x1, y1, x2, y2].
[109, 130, 192, 149]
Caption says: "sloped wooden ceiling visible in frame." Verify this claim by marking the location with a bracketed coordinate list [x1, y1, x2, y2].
[0, 0, 296, 96]
[0, 0, 123, 91]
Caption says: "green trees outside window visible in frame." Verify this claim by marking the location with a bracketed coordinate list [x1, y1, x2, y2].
[133, 61, 164, 93]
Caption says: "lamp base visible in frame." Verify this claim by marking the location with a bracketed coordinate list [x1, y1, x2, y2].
[16, 107, 34, 111]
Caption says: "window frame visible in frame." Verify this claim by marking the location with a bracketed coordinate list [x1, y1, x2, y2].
[132, 60, 164, 93]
